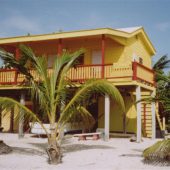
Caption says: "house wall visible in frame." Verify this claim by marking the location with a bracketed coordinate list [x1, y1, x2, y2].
[1, 106, 19, 132]
[27, 37, 128, 66]
[125, 36, 152, 68]
[97, 93, 137, 134]
[105, 38, 126, 64]
[1, 101, 32, 132]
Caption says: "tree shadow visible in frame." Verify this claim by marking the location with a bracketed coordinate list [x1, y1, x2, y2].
[120, 153, 142, 157]
[12, 146, 46, 156]
[28, 142, 47, 151]
[62, 144, 114, 153]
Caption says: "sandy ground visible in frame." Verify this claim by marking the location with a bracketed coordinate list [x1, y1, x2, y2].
[0, 133, 169, 170]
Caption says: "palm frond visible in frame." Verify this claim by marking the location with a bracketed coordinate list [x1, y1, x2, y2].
[0, 97, 49, 136]
[153, 55, 170, 71]
[59, 79, 125, 126]
[143, 139, 170, 165]
[0, 47, 32, 79]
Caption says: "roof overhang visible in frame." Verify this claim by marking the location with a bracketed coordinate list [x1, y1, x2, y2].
[0, 27, 156, 55]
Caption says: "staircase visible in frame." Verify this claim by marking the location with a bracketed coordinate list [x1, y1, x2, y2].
[141, 102, 152, 137]
[141, 99, 163, 138]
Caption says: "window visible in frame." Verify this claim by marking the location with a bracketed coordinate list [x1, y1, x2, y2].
[92, 50, 102, 64]
[139, 57, 143, 64]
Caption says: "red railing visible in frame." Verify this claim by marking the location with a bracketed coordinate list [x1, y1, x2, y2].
[0, 62, 155, 86]
[132, 62, 155, 85]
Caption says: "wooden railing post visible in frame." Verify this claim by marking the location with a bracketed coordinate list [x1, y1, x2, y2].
[101, 35, 105, 78]
[57, 38, 62, 56]
[132, 62, 137, 80]
[14, 70, 18, 84]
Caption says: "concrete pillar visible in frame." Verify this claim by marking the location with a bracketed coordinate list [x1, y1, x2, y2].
[104, 95, 110, 141]
[151, 90, 156, 139]
[18, 93, 25, 138]
[123, 113, 126, 134]
[136, 86, 142, 142]
[163, 117, 166, 131]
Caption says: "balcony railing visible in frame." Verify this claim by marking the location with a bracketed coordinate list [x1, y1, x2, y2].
[0, 62, 155, 86]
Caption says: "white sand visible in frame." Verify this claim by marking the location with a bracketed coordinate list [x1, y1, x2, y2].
[0, 133, 169, 170]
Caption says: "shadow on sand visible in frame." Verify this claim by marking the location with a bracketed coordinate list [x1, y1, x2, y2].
[12, 146, 46, 156]
[62, 144, 114, 153]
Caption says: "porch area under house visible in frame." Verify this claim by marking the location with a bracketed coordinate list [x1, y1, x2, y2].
[0, 81, 159, 143]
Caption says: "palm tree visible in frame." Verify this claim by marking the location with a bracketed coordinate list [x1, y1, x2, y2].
[0, 45, 125, 164]
[153, 55, 170, 129]
[142, 55, 170, 165]
[153, 54, 170, 81]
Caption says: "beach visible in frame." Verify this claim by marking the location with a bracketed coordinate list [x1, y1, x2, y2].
[0, 133, 169, 170]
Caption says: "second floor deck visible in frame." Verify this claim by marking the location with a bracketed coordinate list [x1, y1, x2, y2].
[0, 62, 155, 88]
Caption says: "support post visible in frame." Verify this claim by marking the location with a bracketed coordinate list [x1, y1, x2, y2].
[15, 48, 20, 60]
[151, 90, 156, 139]
[101, 34, 105, 78]
[123, 113, 126, 134]
[136, 86, 142, 142]
[18, 93, 25, 138]
[163, 117, 166, 131]
[104, 95, 110, 141]
[58, 39, 62, 56]
[132, 62, 137, 80]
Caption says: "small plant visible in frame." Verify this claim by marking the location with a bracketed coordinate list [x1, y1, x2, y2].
[143, 139, 170, 166]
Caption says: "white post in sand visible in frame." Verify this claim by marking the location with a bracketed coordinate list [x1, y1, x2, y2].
[136, 86, 141, 143]
[104, 95, 110, 141]
[151, 90, 156, 140]
[19, 93, 25, 138]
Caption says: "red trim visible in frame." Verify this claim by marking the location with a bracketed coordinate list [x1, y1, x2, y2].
[132, 62, 137, 80]
[135, 62, 154, 73]
[76, 63, 113, 67]
[0, 69, 17, 72]
[132, 61, 155, 85]
[15, 48, 20, 60]
[58, 39, 62, 56]
[101, 34, 105, 78]
[106, 76, 132, 79]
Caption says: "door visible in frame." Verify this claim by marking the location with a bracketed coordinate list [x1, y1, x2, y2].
[91, 50, 102, 78]
[92, 50, 102, 64]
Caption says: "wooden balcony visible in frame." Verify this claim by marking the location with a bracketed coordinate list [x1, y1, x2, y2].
[0, 62, 155, 86]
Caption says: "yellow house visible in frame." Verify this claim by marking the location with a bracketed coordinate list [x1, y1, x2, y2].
[0, 27, 162, 141]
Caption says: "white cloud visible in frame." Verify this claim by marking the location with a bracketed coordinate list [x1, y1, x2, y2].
[156, 22, 170, 32]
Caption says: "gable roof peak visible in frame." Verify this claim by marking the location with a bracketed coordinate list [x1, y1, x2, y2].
[115, 26, 142, 33]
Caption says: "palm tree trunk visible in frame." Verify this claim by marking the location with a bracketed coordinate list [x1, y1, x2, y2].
[46, 124, 61, 164]
[10, 107, 14, 133]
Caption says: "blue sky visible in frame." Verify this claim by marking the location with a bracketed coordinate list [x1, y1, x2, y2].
[0, 0, 170, 65]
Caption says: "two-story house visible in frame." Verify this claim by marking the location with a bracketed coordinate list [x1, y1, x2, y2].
[0, 27, 162, 142]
